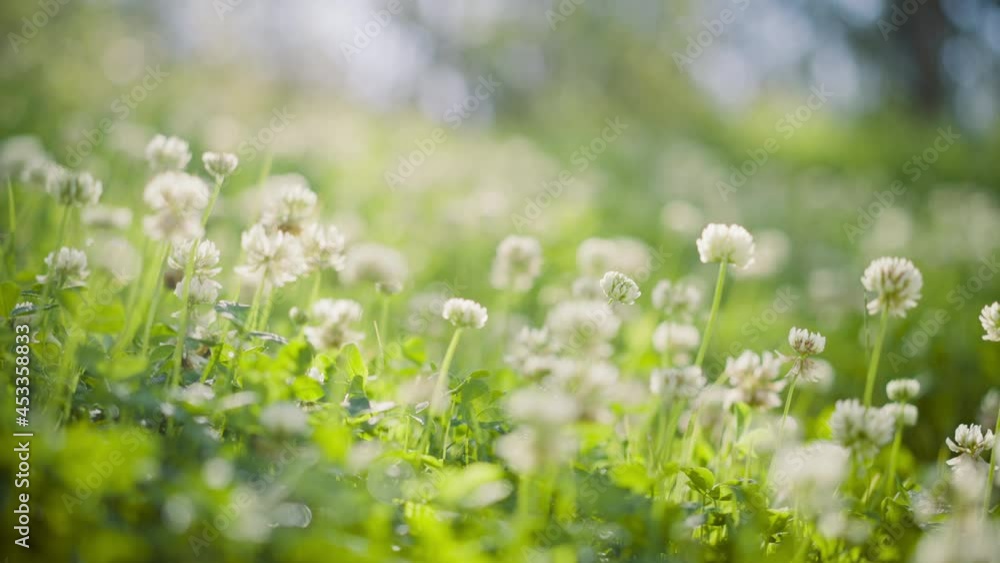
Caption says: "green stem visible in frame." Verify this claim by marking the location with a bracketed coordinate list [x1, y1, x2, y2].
[39, 207, 72, 329]
[246, 275, 268, 332]
[984, 404, 1000, 515]
[886, 415, 904, 498]
[139, 243, 171, 357]
[695, 262, 728, 368]
[779, 373, 800, 443]
[169, 243, 200, 389]
[863, 307, 890, 408]
[431, 328, 463, 416]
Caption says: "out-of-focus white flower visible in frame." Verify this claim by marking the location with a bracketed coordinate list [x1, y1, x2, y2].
[505, 387, 579, 425]
[696, 223, 755, 270]
[20, 159, 63, 191]
[304, 299, 364, 351]
[829, 399, 894, 458]
[724, 350, 786, 410]
[914, 517, 1000, 563]
[769, 442, 850, 515]
[490, 235, 543, 292]
[0, 136, 49, 180]
[235, 224, 307, 289]
[260, 176, 317, 233]
[298, 223, 346, 273]
[495, 426, 577, 474]
[651, 279, 701, 320]
[978, 389, 1000, 431]
[169, 239, 222, 279]
[143, 171, 211, 243]
[306, 367, 326, 385]
[91, 237, 141, 282]
[861, 257, 923, 317]
[146, 134, 191, 171]
[442, 298, 488, 329]
[651, 322, 699, 354]
[886, 379, 921, 403]
[545, 300, 620, 358]
[600, 271, 640, 305]
[650, 366, 705, 400]
[577, 237, 651, 278]
[37, 247, 89, 288]
[570, 276, 604, 300]
[340, 242, 408, 295]
[945, 423, 995, 468]
[202, 151, 238, 180]
[176, 275, 222, 304]
[260, 402, 309, 435]
[505, 327, 560, 378]
[980, 302, 1000, 342]
[660, 200, 703, 235]
[47, 170, 102, 207]
[788, 327, 826, 356]
[883, 403, 918, 427]
[734, 229, 789, 278]
[81, 205, 132, 230]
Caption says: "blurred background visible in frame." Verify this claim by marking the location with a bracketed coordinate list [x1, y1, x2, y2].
[1, 0, 999, 459]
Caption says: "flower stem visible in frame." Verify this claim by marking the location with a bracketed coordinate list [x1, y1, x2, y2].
[863, 307, 890, 408]
[695, 262, 728, 368]
[886, 415, 904, 498]
[779, 373, 800, 443]
[169, 243, 199, 389]
[431, 328, 463, 416]
[984, 404, 1000, 515]
[246, 276, 268, 332]
[139, 243, 171, 357]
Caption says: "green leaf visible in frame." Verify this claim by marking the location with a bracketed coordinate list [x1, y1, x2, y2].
[402, 336, 427, 364]
[610, 462, 654, 494]
[292, 375, 325, 402]
[342, 343, 368, 377]
[98, 355, 148, 380]
[215, 300, 249, 329]
[0, 281, 19, 317]
[437, 463, 511, 508]
[682, 466, 716, 494]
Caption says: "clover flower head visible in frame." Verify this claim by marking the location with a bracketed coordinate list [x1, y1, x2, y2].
[145, 134, 192, 171]
[945, 423, 995, 467]
[770, 441, 850, 512]
[299, 223, 346, 273]
[260, 175, 317, 233]
[442, 298, 488, 329]
[651, 322, 699, 354]
[600, 270, 641, 305]
[234, 224, 307, 289]
[143, 172, 211, 243]
[176, 275, 222, 305]
[829, 399, 894, 458]
[260, 402, 309, 435]
[202, 151, 238, 180]
[0, 135, 49, 180]
[37, 247, 90, 288]
[505, 327, 561, 378]
[724, 350, 786, 410]
[788, 327, 826, 356]
[47, 170, 102, 207]
[82, 205, 132, 230]
[576, 237, 651, 277]
[979, 390, 1000, 431]
[304, 299, 364, 351]
[505, 387, 580, 426]
[490, 235, 543, 292]
[886, 378, 921, 403]
[545, 299, 620, 359]
[883, 403, 918, 427]
[650, 366, 705, 400]
[169, 239, 222, 279]
[340, 242, 408, 295]
[651, 279, 701, 320]
[980, 302, 1000, 342]
[696, 223, 755, 269]
[861, 257, 923, 317]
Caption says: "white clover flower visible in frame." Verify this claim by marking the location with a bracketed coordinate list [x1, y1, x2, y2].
[169, 239, 222, 279]
[945, 423, 995, 468]
[886, 378, 921, 403]
[234, 224, 307, 289]
[47, 170, 102, 207]
[980, 302, 1000, 342]
[143, 171, 211, 243]
[145, 134, 192, 171]
[829, 399, 894, 458]
[570, 276, 604, 300]
[505, 387, 580, 426]
[600, 271, 641, 305]
[505, 327, 560, 378]
[495, 426, 577, 474]
[20, 159, 63, 190]
[175, 275, 222, 305]
[651, 279, 701, 320]
[696, 223, 755, 270]
[651, 322, 699, 354]
[177, 308, 219, 340]
[91, 237, 141, 283]
[788, 327, 826, 356]
[260, 402, 309, 435]
[724, 350, 787, 410]
[81, 205, 132, 230]
[545, 300, 621, 359]
[298, 223, 346, 273]
[0, 135, 48, 180]
[304, 299, 364, 351]
[340, 242, 408, 295]
[861, 257, 923, 317]
[37, 247, 89, 288]
[442, 298, 488, 329]
[202, 151, 238, 180]
[260, 177, 317, 233]
[490, 235, 543, 292]
[883, 403, 918, 427]
[979, 389, 1000, 431]
[650, 366, 705, 400]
